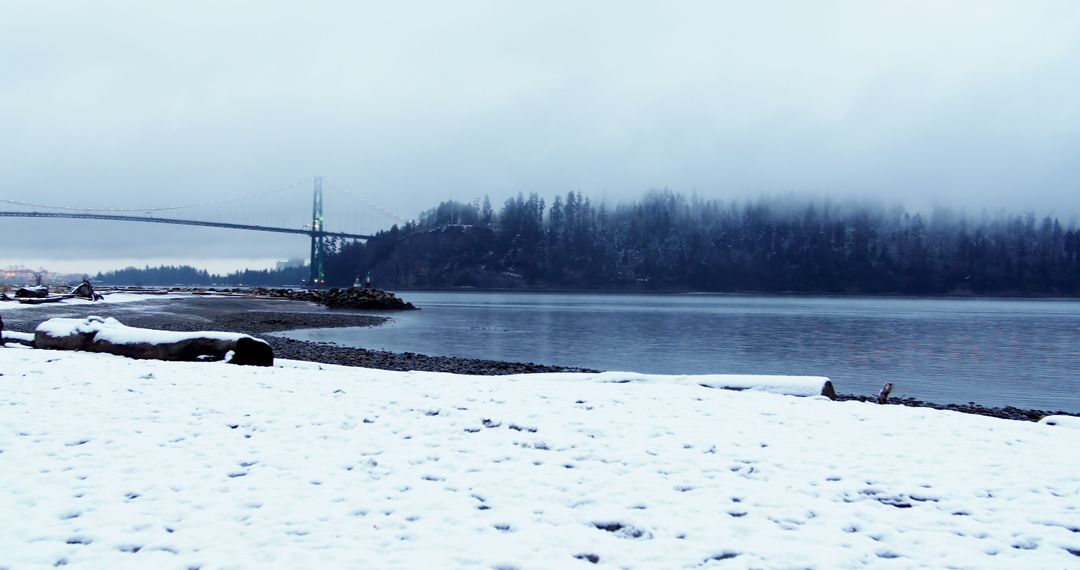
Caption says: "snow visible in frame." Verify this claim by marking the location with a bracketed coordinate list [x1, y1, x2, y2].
[0, 331, 34, 343]
[1040, 415, 1080, 430]
[35, 316, 255, 345]
[589, 371, 831, 397]
[1, 349, 1079, 569]
[0, 292, 189, 311]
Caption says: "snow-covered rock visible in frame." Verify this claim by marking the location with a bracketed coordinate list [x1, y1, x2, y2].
[1, 349, 1078, 568]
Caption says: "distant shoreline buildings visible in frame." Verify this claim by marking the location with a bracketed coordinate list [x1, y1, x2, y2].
[275, 258, 305, 271]
[1, 266, 86, 286]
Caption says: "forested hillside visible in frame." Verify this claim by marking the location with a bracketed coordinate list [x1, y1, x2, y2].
[325, 191, 1080, 295]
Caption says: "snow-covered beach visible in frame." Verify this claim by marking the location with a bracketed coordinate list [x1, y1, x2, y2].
[2, 343, 1079, 568]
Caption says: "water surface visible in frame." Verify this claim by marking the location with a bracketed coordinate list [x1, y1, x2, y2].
[282, 292, 1080, 411]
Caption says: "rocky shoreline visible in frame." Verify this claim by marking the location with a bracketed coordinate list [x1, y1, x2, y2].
[267, 336, 597, 375]
[833, 394, 1074, 422]
[238, 287, 418, 311]
[99, 286, 419, 311]
[3, 293, 1076, 421]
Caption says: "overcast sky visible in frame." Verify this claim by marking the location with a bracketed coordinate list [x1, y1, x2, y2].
[3, 0, 1080, 275]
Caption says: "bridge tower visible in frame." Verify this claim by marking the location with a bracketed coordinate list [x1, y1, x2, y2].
[309, 176, 326, 286]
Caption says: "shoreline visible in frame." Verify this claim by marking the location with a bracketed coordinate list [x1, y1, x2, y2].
[0, 295, 595, 376]
[3, 294, 1077, 420]
[91, 284, 1080, 301]
[357, 283, 1080, 300]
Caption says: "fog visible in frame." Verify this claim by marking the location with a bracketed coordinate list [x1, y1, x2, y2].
[3, 0, 1079, 274]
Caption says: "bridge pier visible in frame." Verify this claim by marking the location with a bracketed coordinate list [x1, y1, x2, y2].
[309, 176, 326, 286]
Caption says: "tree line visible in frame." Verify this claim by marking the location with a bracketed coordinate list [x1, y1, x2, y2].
[327, 191, 1080, 295]
[93, 264, 306, 287]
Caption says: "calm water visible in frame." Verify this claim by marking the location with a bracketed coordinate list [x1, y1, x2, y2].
[283, 292, 1080, 411]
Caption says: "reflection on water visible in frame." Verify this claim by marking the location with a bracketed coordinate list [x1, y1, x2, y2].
[283, 292, 1080, 411]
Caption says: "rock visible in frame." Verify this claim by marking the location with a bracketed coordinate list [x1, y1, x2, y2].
[834, 392, 1079, 423]
[318, 287, 417, 310]
[238, 287, 418, 310]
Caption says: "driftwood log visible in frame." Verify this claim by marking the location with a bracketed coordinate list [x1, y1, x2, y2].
[17, 295, 71, 305]
[877, 382, 894, 404]
[70, 280, 104, 301]
[0, 331, 35, 347]
[14, 286, 49, 299]
[820, 380, 838, 400]
[34, 316, 273, 366]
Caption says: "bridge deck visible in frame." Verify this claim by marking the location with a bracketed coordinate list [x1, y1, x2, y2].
[0, 211, 372, 240]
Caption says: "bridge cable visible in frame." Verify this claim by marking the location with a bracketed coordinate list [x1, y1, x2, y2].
[326, 182, 415, 226]
[0, 178, 312, 213]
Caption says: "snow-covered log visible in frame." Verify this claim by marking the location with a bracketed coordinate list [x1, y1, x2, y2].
[591, 371, 835, 398]
[14, 286, 48, 298]
[69, 280, 103, 301]
[34, 316, 273, 366]
[16, 295, 71, 305]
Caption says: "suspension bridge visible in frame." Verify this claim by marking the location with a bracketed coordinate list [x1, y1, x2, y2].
[0, 177, 409, 285]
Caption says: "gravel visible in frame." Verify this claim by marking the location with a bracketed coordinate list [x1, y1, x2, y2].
[834, 394, 1076, 422]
